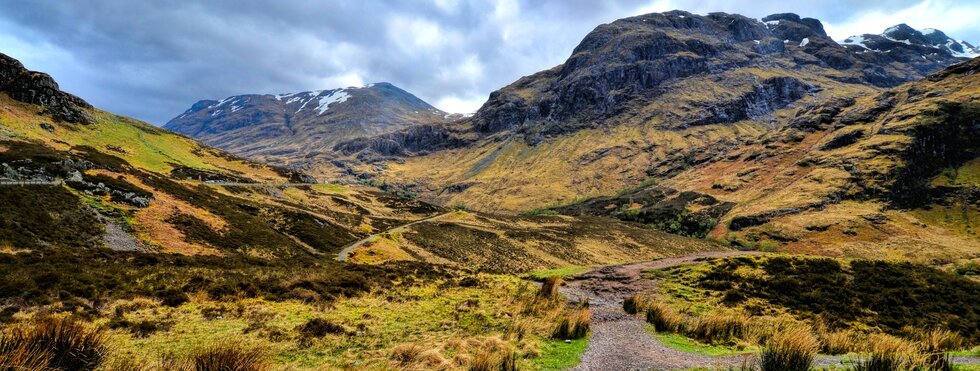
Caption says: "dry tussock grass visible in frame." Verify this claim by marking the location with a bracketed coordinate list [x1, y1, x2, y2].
[759, 327, 818, 371]
[552, 307, 591, 340]
[644, 301, 686, 333]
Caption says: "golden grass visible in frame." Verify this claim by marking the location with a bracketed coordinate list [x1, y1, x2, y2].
[644, 301, 686, 333]
[538, 276, 561, 299]
[759, 327, 818, 371]
[552, 307, 591, 340]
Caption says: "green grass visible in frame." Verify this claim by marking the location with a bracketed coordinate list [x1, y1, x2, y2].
[526, 266, 589, 280]
[648, 326, 756, 356]
[524, 337, 588, 370]
[950, 346, 980, 357]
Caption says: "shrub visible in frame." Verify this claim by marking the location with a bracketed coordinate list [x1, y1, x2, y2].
[538, 276, 561, 299]
[193, 344, 268, 371]
[759, 328, 818, 371]
[3, 317, 108, 371]
[297, 318, 347, 338]
[155, 288, 189, 307]
[552, 308, 590, 340]
[644, 302, 685, 333]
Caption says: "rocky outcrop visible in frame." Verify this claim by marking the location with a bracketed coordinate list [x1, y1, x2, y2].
[333, 124, 469, 158]
[0, 53, 93, 124]
[686, 77, 815, 126]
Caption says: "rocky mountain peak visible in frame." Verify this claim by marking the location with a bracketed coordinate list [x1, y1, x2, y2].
[0, 52, 93, 124]
[762, 13, 827, 40]
[842, 24, 978, 59]
[165, 82, 449, 165]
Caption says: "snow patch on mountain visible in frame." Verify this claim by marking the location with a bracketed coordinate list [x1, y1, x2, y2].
[316, 90, 350, 115]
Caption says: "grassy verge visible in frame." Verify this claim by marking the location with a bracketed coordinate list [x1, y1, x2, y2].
[646, 325, 756, 356]
[525, 266, 589, 281]
[523, 337, 588, 370]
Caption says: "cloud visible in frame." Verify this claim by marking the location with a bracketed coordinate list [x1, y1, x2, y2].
[0, 0, 975, 124]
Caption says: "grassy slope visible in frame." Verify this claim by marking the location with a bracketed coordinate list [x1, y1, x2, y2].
[372, 59, 980, 264]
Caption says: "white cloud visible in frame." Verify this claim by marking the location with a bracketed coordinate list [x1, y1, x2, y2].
[823, 0, 980, 41]
[435, 95, 485, 114]
[634, 0, 677, 16]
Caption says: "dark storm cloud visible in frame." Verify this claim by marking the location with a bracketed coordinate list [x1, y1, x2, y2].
[0, 0, 977, 124]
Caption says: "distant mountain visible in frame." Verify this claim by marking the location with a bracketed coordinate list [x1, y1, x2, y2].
[164, 83, 449, 166]
[842, 23, 979, 59]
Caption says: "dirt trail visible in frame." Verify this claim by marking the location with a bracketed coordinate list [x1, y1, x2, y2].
[337, 212, 453, 261]
[561, 251, 760, 371]
[560, 251, 980, 370]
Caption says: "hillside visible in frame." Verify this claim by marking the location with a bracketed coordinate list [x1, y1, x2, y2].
[321, 11, 978, 262]
[1, 51, 718, 270]
[0, 50, 737, 368]
[164, 83, 451, 169]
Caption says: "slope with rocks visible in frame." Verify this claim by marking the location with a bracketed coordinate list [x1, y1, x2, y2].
[556, 56, 980, 263]
[164, 82, 450, 169]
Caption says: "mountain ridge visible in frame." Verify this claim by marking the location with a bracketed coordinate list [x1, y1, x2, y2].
[164, 82, 451, 168]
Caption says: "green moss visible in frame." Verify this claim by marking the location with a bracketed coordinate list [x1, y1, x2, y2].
[525, 266, 589, 281]
[523, 337, 588, 370]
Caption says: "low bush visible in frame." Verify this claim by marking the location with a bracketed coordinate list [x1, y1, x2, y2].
[297, 318, 348, 338]
[759, 327, 818, 371]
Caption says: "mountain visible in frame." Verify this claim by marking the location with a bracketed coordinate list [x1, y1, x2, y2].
[164, 83, 450, 168]
[1, 51, 713, 271]
[842, 23, 980, 59]
[324, 11, 978, 261]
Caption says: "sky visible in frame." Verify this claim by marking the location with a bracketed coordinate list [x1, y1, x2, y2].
[1, 0, 978, 125]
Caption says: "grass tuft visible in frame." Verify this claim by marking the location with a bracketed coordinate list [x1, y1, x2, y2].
[644, 301, 685, 333]
[552, 308, 590, 340]
[2, 317, 108, 371]
[759, 327, 818, 371]
[538, 276, 561, 299]
[623, 294, 648, 315]
[192, 344, 268, 371]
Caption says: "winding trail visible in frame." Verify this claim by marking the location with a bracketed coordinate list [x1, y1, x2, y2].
[337, 212, 453, 261]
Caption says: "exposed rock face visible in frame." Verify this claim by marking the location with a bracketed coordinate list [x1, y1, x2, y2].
[460, 11, 974, 144]
[0, 52, 93, 124]
[164, 83, 450, 166]
[333, 124, 468, 158]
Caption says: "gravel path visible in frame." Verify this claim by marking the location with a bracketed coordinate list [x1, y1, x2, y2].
[561, 251, 761, 371]
[559, 251, 980, 370]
